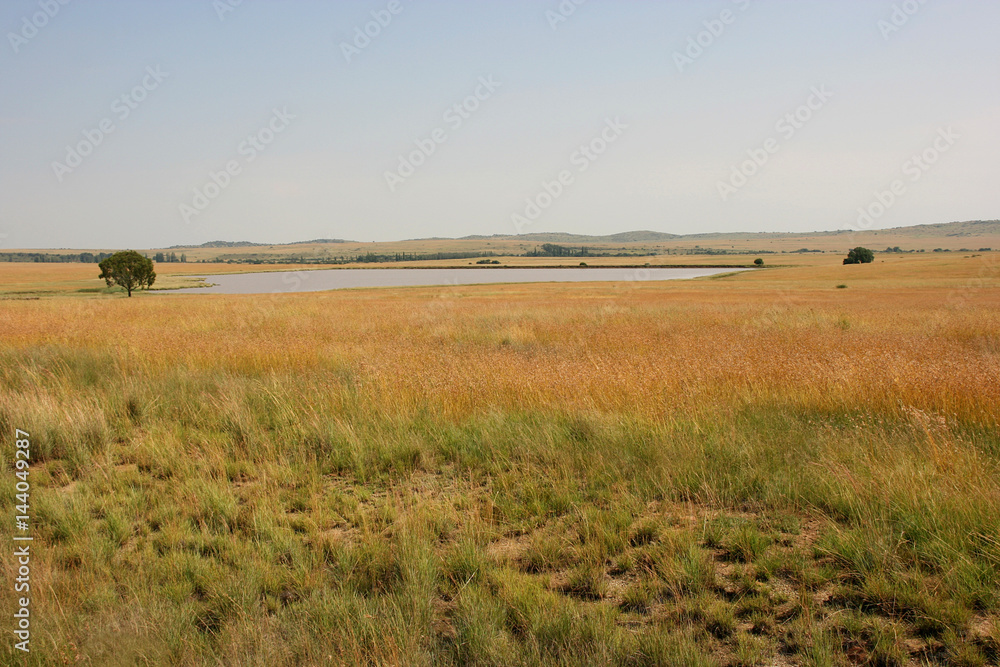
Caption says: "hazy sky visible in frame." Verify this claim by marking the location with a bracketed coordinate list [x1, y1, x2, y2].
[1, 0, 997, 249]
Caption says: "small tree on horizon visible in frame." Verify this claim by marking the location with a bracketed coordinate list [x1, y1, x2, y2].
[98, 250, 156, 297]
[843, 247, 874, 265]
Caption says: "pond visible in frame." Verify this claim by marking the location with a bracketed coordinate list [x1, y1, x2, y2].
[170, 266, 747, 295]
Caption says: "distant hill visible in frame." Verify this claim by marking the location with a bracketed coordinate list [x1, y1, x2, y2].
[164, 221, 997, 251]
[459, 230, 681, 243]
[168, 240, 265, 249]
[880, 219, 1000, 238]
[292, 239, 352, 245]
[169, 238, 352, 249]
[679, 219, 1000, 241]
[456, 220, 999, 244]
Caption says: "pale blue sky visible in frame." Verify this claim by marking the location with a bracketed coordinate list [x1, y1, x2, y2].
[1, 0, 997, 248]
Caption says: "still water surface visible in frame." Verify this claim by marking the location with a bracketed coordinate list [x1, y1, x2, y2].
[171, 267, 747, 295]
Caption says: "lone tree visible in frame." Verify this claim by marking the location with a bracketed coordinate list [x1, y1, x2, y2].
[98, 250, 156, 296]
[843, 247, 874, 265]
[754, 258, 764, 266]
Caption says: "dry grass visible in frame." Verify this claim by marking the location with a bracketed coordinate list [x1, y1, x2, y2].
[3, 262, 997, 422]
[0, 255, 998, 665]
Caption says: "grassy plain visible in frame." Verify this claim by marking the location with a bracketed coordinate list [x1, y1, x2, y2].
[140, 217, 1000, 260]
[1, 252, 999, 665]
[5, 219, 999, 266]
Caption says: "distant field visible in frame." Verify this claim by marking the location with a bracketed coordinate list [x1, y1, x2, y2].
[1, 253, 998, 665]
[3, 249, 998, 298]
[5, 220, 998, 267]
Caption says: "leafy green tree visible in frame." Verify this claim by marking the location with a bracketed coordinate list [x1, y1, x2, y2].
[754, 258, 764, 266]
[98, 250, 156, 297]
[843, 247, 874, 265]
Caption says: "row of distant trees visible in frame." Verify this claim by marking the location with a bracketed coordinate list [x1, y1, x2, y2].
[527, 243, 592, 258]
[153, 252, 187, 263]
[0, 252, 115, 263]
[0, 251, 185, 263]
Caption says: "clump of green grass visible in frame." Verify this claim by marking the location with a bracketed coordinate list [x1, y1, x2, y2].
[442, 538, 485, 592]
[625, 629, 716, 667]
[620, 580, 661, 613]
[723, 523, 773, 563]
[657, 544, 717, 598]
[559, 564, 608, 600]
[345, 538, 402, 596]
[672, 595, 737, 641]
[830, 612, 909, 667]
[521, 530, 575, 573]
[734, 632, 773, 666]
[574, 505, 631, 561]
[629, 518, 660, 547]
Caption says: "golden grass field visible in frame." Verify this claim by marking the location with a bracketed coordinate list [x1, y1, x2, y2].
[1, 252, 999, 665]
